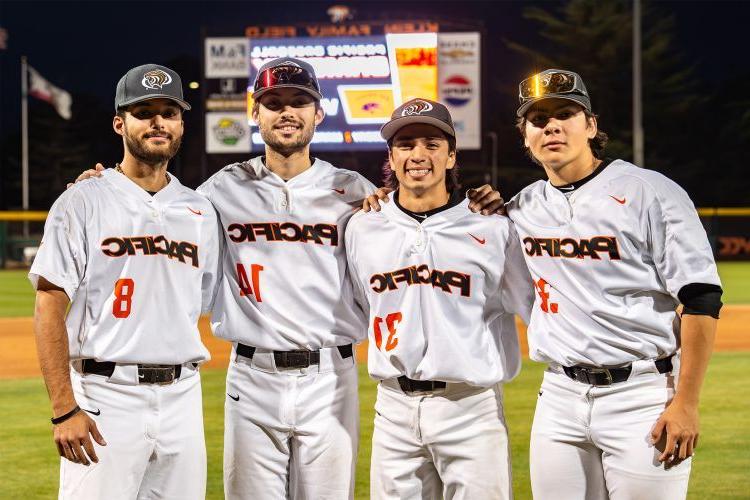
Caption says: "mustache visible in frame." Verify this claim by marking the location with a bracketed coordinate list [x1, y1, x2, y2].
[143, 131, 173, 140]
[274, 119, 303, 128]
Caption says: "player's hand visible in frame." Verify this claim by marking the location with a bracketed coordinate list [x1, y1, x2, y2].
[650, 399, 699, 466]
[361, 187, 393, 212]
[467, 184, 505, 215]
[53, 411, 107, 465]
[66, 163, 105, 189]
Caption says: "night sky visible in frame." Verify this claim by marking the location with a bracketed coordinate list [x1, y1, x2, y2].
[1, 0, 748, 208]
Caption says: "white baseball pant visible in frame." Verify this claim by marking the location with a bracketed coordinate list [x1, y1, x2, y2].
[60, 364, 205, 500]
[223, 346, 359, 499]
[530, 360, 691, 500]
[370, 380, 512, 500]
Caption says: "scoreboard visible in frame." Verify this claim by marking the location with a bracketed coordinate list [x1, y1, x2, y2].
[204, 27, 480, 153]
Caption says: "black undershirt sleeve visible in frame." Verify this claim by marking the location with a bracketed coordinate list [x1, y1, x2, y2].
[678, 283, 723, 319]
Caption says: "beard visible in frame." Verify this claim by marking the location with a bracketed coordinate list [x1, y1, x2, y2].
[258, 118, 315, 157]
[124, 123, 182, 165]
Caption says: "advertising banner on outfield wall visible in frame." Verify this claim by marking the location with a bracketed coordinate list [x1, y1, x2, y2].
[205, 112, 251, 154]
[205, 37, 249, 78]
[700, 214, 750, 261]
[438, 32, 481, 150]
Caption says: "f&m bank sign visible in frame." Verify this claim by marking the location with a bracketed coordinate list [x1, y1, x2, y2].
[205, 38, 249, 78]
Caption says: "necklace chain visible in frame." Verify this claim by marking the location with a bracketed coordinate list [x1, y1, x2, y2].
[115, 163, 171, 184]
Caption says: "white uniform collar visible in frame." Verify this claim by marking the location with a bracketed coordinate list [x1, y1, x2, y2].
[246, 155, 330, 187]
[382, 190, 471, 226]
[103, 167, 182, 202]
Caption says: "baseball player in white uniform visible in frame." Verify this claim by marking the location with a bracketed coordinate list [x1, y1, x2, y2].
[30, 64, 220, 499]
[197, 58, 376, 499]
[347, 99, 534, 499]
[507, 69, 722, 499]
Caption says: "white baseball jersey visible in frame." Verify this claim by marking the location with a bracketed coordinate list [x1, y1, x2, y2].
[29, 168, 220, 365]
[346, 192, 533, 387]
[197, 157, 375, 350]
[506, 159, 721, 367]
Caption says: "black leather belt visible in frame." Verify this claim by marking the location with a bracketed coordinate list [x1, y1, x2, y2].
[81, 359, 182, 385]
[397, 376, 447, 394]
[236, 343, 353, 369]
[562, 356, 673, 386]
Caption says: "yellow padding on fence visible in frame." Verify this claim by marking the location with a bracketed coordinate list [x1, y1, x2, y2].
[0, 211, 49, 221]
[697, 208, 750, 216]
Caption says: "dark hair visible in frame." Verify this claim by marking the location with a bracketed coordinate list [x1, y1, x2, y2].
[251, 99, 322, 116]
[382, 133, 461, 193]
[515, 109, 608, 164]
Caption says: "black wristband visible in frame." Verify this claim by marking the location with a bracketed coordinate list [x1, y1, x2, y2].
[51, 405, 80, 425]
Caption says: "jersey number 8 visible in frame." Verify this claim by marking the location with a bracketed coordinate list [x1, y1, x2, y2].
[113, 278, 135, 318]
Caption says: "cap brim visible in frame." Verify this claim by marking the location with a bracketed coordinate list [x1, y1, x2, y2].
[516, 94, 589, 117]
[380, 115, 455, 141]
[118, 95, 192, 111]
[253, 84, 322, 101]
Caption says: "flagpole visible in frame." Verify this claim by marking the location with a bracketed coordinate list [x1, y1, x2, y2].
[21, 55, 29, 237]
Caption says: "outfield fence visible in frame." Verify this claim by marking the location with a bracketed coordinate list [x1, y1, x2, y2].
[1, 208, 750, 267]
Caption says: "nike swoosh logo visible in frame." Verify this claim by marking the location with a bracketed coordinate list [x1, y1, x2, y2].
[609, 195, 626, 205]
[414, 213, 427, 219]
[84, 408, 101, 416]
[227, 393, 240, 401]
[468, 233, 486, 245]
[188, 207, 203, 215]
[332, 188, 345, 194]
[558, 185, 575, 191]
[138, 373, 145, 379]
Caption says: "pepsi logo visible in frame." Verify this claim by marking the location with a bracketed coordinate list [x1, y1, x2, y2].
[443, 75, 473, 107]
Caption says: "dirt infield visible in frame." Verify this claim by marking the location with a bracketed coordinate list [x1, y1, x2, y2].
[2, 307, 749, 379]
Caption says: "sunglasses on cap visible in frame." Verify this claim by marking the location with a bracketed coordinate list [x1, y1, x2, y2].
[519, 71, 587, 102]
[253, 65, 321, 97]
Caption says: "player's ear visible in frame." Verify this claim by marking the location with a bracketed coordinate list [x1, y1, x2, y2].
[251, 102, 260, 125]
[446, 149, 457, 170]
[586, 114, 598, 140]
[388, 149, 396, 172]
[113, 115, 125, 137]
[314, 103, 325, 126]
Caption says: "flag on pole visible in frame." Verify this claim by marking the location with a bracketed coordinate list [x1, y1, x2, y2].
[28, 65, 72, 119]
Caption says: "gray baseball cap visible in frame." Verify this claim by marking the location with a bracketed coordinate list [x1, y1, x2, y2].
[380, 98, 456, 141]
[115, 64, 191, 111]
[516, 69, 591, 117]
[251, 57, 322, 100]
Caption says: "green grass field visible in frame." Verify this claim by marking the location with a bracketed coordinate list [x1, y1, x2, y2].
[1, 262, 748, 498]
[1, 358, 748, 499]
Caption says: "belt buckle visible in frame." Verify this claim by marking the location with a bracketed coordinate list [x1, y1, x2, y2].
[399, 379, 445, 396]
[138, 365, 176, 385]
[279, 351, 310, 369]
[582, 367, 613, 386]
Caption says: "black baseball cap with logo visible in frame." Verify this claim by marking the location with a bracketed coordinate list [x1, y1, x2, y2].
[380, 98, 456, 141]
[252, 57, 323, 100]
[115, 63, 191, 112]
[516, 68, 591, 117]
